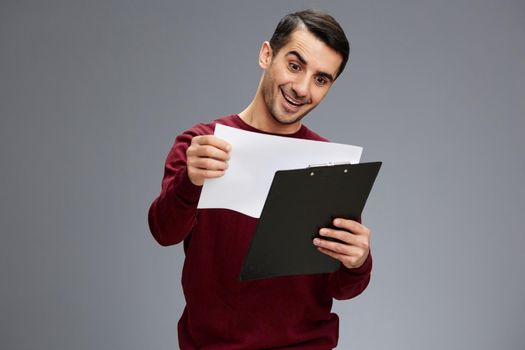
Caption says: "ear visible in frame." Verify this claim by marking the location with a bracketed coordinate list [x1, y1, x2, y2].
[258, 41, 273, 69]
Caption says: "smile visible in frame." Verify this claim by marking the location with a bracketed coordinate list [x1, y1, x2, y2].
[281, 88, 304, 107]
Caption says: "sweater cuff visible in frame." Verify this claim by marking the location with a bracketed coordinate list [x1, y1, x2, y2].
[174, 169, 203, 204]
[338, 253, 373, 278]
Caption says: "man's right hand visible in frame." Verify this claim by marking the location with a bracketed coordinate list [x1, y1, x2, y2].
[186, 135, 232, 186]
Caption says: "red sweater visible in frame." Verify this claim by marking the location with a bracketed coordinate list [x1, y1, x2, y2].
[148, 115, 372, 349]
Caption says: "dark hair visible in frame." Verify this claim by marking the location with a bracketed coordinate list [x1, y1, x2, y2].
[269, 9, 350, 78]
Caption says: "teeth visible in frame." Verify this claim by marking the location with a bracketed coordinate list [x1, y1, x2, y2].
[282, 91, 302, 106]
[288, 99, 301, 107]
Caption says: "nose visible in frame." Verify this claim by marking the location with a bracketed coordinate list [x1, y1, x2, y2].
[291, 75, 309, 99]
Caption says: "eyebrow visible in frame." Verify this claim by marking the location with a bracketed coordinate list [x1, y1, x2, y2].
[286, 50, 335, 83]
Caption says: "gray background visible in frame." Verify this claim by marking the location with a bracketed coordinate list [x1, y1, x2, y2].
[1, 0, 524, 349]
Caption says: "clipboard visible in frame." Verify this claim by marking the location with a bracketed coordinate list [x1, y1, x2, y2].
[240, 161, 382, 281]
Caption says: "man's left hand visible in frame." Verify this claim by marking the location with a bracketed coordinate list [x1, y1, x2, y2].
[313, 218, 370, 269]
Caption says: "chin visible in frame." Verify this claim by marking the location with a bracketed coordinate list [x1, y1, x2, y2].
[276, 105, 313, 124]
[272, 113, 305, 126]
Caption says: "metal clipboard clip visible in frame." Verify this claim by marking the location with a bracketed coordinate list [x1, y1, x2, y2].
[306, 161, 353, 176]
[307, 161, 353, 168]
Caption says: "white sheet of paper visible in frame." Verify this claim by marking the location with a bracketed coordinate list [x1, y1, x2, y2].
[198, 124, 363, 218]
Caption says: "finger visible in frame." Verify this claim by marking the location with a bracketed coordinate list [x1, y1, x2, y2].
[318, 228, 361, 246]
[333, 218, 370, 237]
[317, 246, 344, 261]
[188, 144, 230, 161]
[319, 228, 370, 250]
[316, 247, 355, 266]
[189, 157, 229, 171]
[314, 241, 362, 257]
[193, 135, 231, 153]
[190, 168, 226, 180]
[312, 237, 353, 256]
[317, 247, 365, 269]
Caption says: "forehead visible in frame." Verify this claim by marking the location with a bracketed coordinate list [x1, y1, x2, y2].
[277, 28, 342, 77]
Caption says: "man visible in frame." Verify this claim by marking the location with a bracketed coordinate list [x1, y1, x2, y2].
[148, 9, 372, 349]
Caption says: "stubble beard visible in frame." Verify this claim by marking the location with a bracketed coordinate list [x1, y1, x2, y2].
[264, 85, 313, 126]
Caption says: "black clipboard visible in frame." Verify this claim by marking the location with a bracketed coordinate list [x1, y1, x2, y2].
[240, 161, 382, 281]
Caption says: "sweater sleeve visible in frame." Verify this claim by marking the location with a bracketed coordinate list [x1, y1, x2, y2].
[327, 253, 372, 300]
[148, 125, 210, 246]
[326, 215, 373, 300]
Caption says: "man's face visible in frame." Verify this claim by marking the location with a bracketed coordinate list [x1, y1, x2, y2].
[259, 28, 343, 126]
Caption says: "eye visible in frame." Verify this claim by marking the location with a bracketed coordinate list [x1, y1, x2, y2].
[315, 76, 329, 86]
[288, 62, 301, 72]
